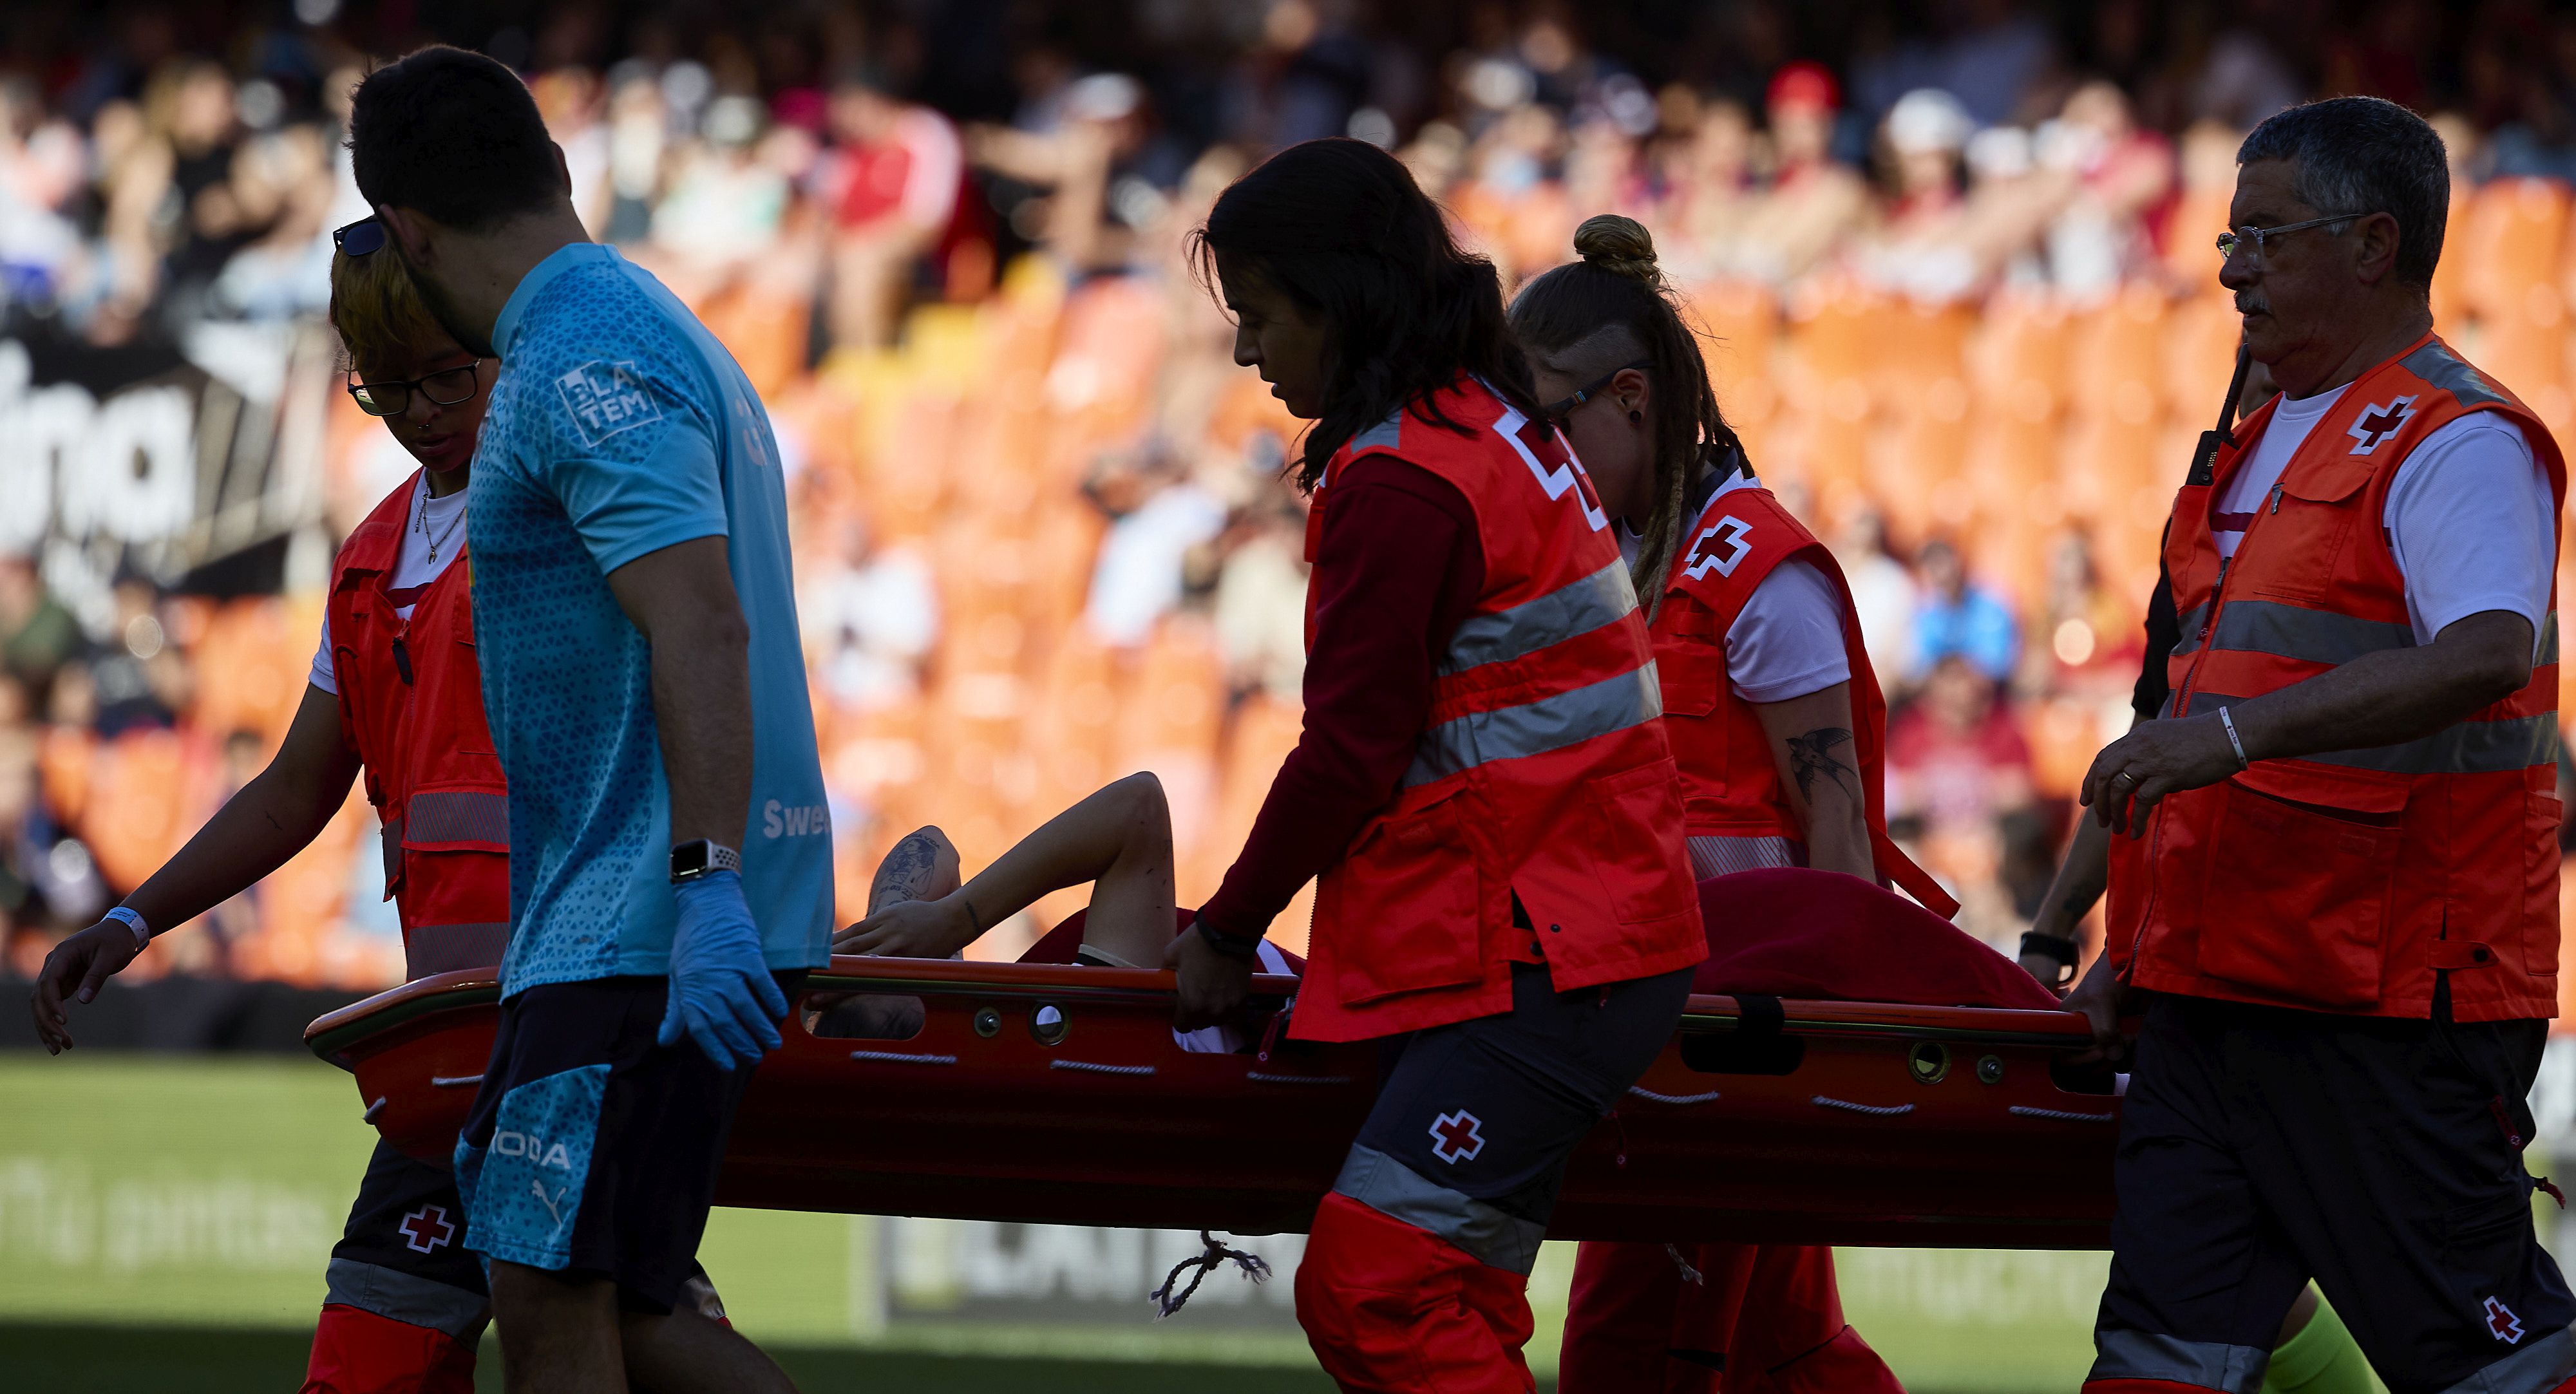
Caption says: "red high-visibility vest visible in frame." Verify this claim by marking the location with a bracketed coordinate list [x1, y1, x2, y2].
[326, 474, 511, 981]
[2107, 335, 2564, 1022]
[1293, 377, 1707, 1043]
[1650, 480, 1956, 917]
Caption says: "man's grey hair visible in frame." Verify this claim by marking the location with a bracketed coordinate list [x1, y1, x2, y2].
[2237, 96, 2448, 287]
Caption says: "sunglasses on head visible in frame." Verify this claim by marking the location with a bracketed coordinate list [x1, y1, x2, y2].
[334, 217, 388, 257]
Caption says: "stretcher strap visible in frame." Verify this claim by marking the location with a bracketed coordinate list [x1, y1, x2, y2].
[1663, 1243, 1706, 1285]
[848, 1050, 957, 1066]
[1627, 1086, 1721, 1105]
[1050, 1059, 1156, 1077]
[1150, 1230, 1271, 1319]
[1812, 1096, 1913, 1116]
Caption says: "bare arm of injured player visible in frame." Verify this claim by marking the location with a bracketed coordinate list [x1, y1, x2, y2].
[835, 772, 1177, 968]
[1750, 681, 1875, 881]
[29, 685, 360, 1051]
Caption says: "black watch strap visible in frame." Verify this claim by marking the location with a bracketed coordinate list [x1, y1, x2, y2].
[1196, 919, 1258, 962]
[2020, 930, 2080, 972]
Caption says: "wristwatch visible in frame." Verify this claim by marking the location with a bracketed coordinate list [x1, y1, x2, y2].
[669, 839, 743, 884]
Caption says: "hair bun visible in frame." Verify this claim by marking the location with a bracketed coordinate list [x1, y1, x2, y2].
[1573, 214, 1661, 283]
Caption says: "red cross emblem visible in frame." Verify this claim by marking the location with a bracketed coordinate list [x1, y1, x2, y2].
[2345, 395, 2418, 455]
[399, 1205, 456, 1255]
[1684, 515, 1755, 580]
[2486, 1295, 2526, 1344]
[1429, 1109, 1486, 1164]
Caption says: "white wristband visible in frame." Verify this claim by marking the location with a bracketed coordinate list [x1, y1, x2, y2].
[2217, 706, 2249, 770]
[102, 905, 150, 950]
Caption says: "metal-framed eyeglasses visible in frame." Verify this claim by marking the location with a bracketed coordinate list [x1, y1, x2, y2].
[2214, 214, 2366, 267]
[1539, 361, 1654, 429]
[347, 360, 487, 417]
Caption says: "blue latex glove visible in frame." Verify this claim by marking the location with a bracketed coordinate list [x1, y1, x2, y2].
[659, 870, 789, 1070]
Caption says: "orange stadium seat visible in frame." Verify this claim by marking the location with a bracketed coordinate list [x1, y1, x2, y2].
[2459, 177, 2571, 323]
[2477, 283, 2571, 408]
[190, 598, 310, 744]
[80, 727, 204, 895]
[1967, 288, 2073, 418]
[1683, 279, 1781, 427]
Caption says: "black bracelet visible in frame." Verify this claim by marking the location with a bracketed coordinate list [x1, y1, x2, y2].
[2019, 930, 2080, 980]
[1195, 919, 1258, 962]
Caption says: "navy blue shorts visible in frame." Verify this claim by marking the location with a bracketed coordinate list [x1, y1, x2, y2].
[1331, 961, 1692, 1275]
[453, 974, 794, 1314]
[2092, 990, 2576, 1394]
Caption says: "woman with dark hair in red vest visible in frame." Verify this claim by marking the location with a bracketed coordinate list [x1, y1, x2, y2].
[1515, 215, 1917, 1394]
[1171, 139, 1706, 1391]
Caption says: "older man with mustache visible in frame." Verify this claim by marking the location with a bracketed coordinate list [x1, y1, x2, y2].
[2066, 97, 2576, 1394]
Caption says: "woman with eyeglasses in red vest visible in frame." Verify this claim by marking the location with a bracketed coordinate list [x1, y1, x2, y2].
[1515, 216, 1916, 1394]
[1170, 140, 1705, 1392]
[24, 246, 726, 1393]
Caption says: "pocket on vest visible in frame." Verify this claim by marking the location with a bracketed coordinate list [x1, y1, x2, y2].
[1583, 758, 1696, 925]
[1329, 789, 1483, 1005]
[2193, 782, 2397, 1010]
[2526, 791, 2562, 978]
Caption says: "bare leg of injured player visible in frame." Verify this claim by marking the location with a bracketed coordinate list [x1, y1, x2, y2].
[836, 771, 1179, 968]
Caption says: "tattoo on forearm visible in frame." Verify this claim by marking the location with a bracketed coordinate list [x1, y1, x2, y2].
[869, 830, 945, 912]
[1786, 727, 1860, 804]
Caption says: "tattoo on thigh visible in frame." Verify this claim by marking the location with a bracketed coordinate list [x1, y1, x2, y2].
[869, 830, 945, 911]
[1786, 727, 1859, 804]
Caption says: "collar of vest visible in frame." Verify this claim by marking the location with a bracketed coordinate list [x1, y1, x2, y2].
[335, 470, 428, 585]
[2207, 330, 2480, 488]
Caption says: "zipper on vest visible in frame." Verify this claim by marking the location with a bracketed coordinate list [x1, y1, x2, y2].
[2268, 478, 2286, 514]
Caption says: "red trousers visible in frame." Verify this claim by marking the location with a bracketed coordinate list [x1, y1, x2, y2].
[1297, 1192, 1541, 1393]
[301, 1303, 478, 1394]
[1559, 1241, 1904, 1394]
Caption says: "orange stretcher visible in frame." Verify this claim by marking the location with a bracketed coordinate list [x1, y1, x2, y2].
[305, 957, 2119, 1248]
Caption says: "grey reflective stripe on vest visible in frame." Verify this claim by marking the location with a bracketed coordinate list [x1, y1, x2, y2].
[1439, 561, 1640, 675]
[405, 922, 510, 980]
[2087, 1330, 2269, 1394]
[379, 815, 403, 887]
[2182, 692, 2559, 775]
[2541, 610, 2561, 666]
[2207, 599, 2416, 666]
[1331, 1144, 1546, 1274]
[2401, 341, 2510, 410]
[2171, 601, 2210, 659]
[405, 790, 509, 845]
[1687, 834, 1801, 881]
[2436, 1323, 2576, 1394]
[1403, 664, 1663, 788]
[324, 1257, 489, 1339]
[1349, 408, 1405, 455]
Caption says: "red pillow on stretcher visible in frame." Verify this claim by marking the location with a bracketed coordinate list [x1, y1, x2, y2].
[1692, 867, 2059, 1010]
[1027, 874, 2052, 1013]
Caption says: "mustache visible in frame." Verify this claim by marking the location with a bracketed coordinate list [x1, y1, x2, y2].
[2235, 297, 2269, 316]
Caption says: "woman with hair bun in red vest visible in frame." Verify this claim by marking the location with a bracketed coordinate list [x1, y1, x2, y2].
[1513, 214, 1914, 1394]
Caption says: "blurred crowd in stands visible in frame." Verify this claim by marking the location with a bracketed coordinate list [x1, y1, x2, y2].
[11, 0, 2576, 990]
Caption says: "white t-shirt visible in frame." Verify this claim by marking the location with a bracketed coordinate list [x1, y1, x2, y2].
[2216, 385, 2555, 648]
[1625, 471, 1853, 704]
[308, 482, 468, 695]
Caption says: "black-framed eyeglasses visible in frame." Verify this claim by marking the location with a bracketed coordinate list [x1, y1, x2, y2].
[2214, 214, 2367, 267]
[334, 217, 388, 257]
[1539, 361, 1653, 428]
[348, 359, 486, 417]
